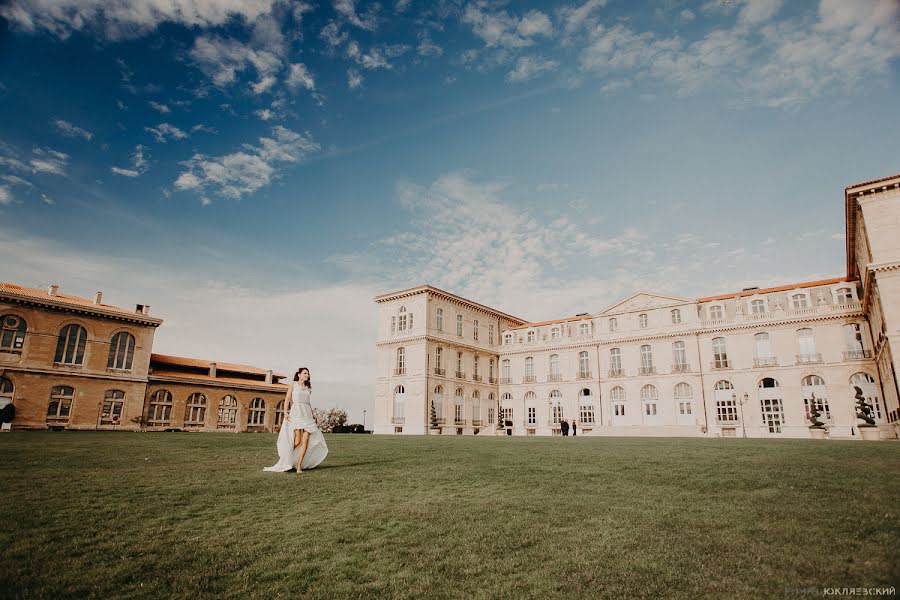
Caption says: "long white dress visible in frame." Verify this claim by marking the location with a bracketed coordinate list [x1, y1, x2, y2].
[263, 383, 328, 471]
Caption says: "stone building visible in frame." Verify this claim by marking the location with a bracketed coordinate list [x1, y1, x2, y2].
[374, 174, 900, 439]
[0, 282, 288, 432]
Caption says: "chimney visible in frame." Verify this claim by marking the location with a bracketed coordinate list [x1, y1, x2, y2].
[94, 291, 102, 305]
[48, 284, 59, 296]
[135, 304, 150, 315]
[265, 369, 273, 385]
[209, 362, 217, 378]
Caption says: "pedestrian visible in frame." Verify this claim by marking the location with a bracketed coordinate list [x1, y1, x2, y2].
[560, 418, 569, 436]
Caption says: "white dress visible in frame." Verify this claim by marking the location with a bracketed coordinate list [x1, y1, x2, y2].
[263, 383, 328, 471]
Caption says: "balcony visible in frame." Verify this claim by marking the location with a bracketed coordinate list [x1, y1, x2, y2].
[489, 377, 496, 384]
[391, 417, 405, 424]
[434, 368, 445, 376]
[500, 377, 512, 384]
[472, 374, 482, 382]
[639, 366, 656, 375]
[472, 419, 483, 427]
[522, 376, 537, 383]
[434, 417, 446, 424]
[523, 421, 537, 428]
[456, 371, 466, 379]
[393, 368, 406, 376]
[577, 371, 592, 380]
[454, 419, 466, 426]
[548, 373, 563, 382]
[717, 418, 739, 426]
[700, 301, 863, 328]
[843, 349, 873, 360]
[754, 357, 778, 368]
[672, 363, 691, 373]
[608, 368, 625, 378]
[710, 360, 731, 370]
[796, 353, 823, 365]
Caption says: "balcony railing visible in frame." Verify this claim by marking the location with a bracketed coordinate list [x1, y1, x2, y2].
[391, 417, 405, 424]
[608, 368, 624, 378]
[717, 418, 739, 425]
[435, 417, 446, 424]
[473, 374, 482, 382]
[700, 301, 863, 327]
[639, 366, 656, 375]
[754, 357, 778, 368]
[710, 360, 731, 370]
[489, 377, 496, 384]
[548, 373, 563, 382]
[796, 353, 823, 365]
[472, 419, 483, 427]
[434, 368, 445, 376]
[393, 368, 406, 376]
[843, 350, 873, 360]
[500, 377, 512, 384]
[524, 421, 537, 427]
[672, 363, 691, 373]
[454, 419, 466, 426]
[456, 371, 466, 379]
[522, 375, 536, 383]
[577, 371, 592, 380]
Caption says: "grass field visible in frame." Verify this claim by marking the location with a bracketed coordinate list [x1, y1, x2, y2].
[1, 432, 898, 599]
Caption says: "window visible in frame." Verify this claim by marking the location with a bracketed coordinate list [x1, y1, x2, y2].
[502, 359, 510, 381]
[551, 326, 560, 339]
[844, 323, 864, 354]
[454, 388, 463, 422]
[709, 305, 723, 320]
[801, 375, 830, 421]
[850, 372, 882, 420]
[488, 324, 494, 345]
[275, 401, 285, 427]
[836, 287, 853, 304]
[671, 309, 681, 324]
[97, 390, 125, 425]
[0, 377, 13, 409]
[797, 328, 816, 358]
[674, 382, 693, 417]
[391, 316, 396, 334]
[395, 385, 407, 422]
[248, 398, 266, 426]
[639, 313, 648, 328]
[218, 395, 238, 428]
[436, 308, 443, 331]
[549, 354, 560, 378]
[610, 348, 622, 374]
[527, 330, 536, 342]
[489, 359, 494, 380]
[716, 393, 738, 424]
[396, 347, 406, 375]
[488, 407, 495, 424]
[611, 386, 626, 417]
[578, 351, 590, 378]
[473, 356, 479, 378]
[758, 378, 782, 433]
[185, 392, 207, 426]
[107, 332, 135, 370]
[398, 306, 408, 332]
[0, 315, 26, 350]
[54, 324, 88, 365]
[504, 333, 513, 345]
[609, 318, 618, 332]
[579, 389, 595, 424]
[148, 389, 172, 425]
[579, 323, 589, 336]
[791, 294, 809, 309]
[436, 347, 443, 369]
[550, 389, 563, 423]
[471, 391, 480, 422]
[525, 356, 534, 379]
[47, 385, 75, 421]
[457, 314, 463, 336]
[473, 319, 479, 341]
[712, 337, 729, 368]
[433, 386, 444, 422]
[457, 351, 463, 376]
[755, 332, 772, 359]
[641, 385, 658, 416]
[673, 341, 687, 369]
[640, 345, 654, 371]
[750, 299, 766, 315]
[527, 406, 536, 425]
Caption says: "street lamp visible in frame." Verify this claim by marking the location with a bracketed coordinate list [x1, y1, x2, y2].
[363, 409, 366, 431]
[733, 392, 749, 438]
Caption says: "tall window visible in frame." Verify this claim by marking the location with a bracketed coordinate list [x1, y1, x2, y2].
[473, 319, 479, 341]
[527, 330, 536, 342]
[715, 382, 738, 424]
[640, 345, 654, 371]
[551, 326, 560, 339]
[578, 351, 590, 377]
[758, 378, 783, 433]
[433, 386, 444, 422]
[394, 385, 406, 422]
[473, 356, 479, 378]
[791, 294, 809, 309]
[673, 341, 687, 369]
[185, 392, 207, 426]
[471, 391, 480, 422]
[47, 385, 75, 422]
[844, 323, 864, 353]
[525, 356, 534, 379]
[750, 299, 766, 315]
[396, 347, 406, 375]
[712, 337, 729, 368]
[709, 305, 723, 320]
[671, 309, 681, 324]
[610, 348, 622, 373]
[148, 389, 172, 425]
[504, 333, 513, 345]
[100, 390, 125, 425]
[579, 323, 589, 336]
[107, 332, 135, 370]
[489, 358, 494, 380]
[797, 328, 816, 358]
[527, 406, 536, 425]
[398, 306, 408, 332]
[454, 388, 463, 422]
[217, 395, 238, 428]
[549, 354, 560, 378]
[275, 401, 285, 427]
[502, 359, 510, 381]
[436, 308, 443, 331]
[674, 382, 693, 418]
[248, 398, 266, 426]
[754, 332, 772, 358]
[457, 314, 463, 336]
[851, 372, 882, 420]
[836, 287, 853, 303]
[611, 386, 626, 417]
[609, 318, 618, 332]
[639, 313, 648, 328]
[54, 323, 88, 365]
[457, 351, 463, 376]
[436, 347, 443, 369]
[579, 389, 595, 424]
[0, 377, 14, 409]
[391, 316, 396, 334]
[550, 390, 563, 423]
[0, 315, 26, 350]
[801, 375, 830, 421]
[488, 324, 494, 345]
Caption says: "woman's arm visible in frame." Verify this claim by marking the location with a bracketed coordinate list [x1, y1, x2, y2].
[284, 383, 292, 419]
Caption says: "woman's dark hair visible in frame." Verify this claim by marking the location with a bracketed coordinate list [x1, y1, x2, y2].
[293, 367, 312, 389]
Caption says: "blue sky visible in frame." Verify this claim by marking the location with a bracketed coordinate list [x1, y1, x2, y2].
[1, 0, 898, 421]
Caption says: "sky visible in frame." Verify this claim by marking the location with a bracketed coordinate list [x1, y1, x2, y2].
[0, 0, 898, 423]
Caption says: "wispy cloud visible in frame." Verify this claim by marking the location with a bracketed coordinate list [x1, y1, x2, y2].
[506, 55, 559, 82]
[148, 100, 170, 113]
[334, 0, 379, 31]
[52, 118, 93, 141]
[145, 123, 187, 143]
[30, 147, 69, 175]
[0, 186, 12, 205]
[285, 62, 315, 91]
[347, 68, 363, 89]
[111, 144, 148, 177]
[189, 34, 281, 92]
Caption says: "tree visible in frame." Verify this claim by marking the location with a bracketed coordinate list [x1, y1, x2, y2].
[807, 393, 825, 428]
[430, 400, 439, 429]
[854, 386, 876, 427]
[496, 401, 504, 430]
[313, 408, 348, 433]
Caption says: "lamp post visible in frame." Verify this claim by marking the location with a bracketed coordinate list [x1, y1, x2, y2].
[733, 392, 749, 438]
[363, 409, 366, 431]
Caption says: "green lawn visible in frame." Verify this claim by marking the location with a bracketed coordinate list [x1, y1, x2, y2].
[1, 433, 898, 599]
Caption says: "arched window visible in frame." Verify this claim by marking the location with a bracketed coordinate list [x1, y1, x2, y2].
[712, 337, 729, 368]
[0, 377, 13, 409]
[47, 385, 75, 422]
[850, 372, 876, 384]
[851, 372, 883, 420]
[432, 385, 445, 423]
[671, 309, 681, 324]
[713, 380, 736, 424]
[549, 389, 563, 423]
[436, 308, 444, 331]
[185, 393, 207, 426]
[674, 382, 692, 399]
[549, 354, 560, 379]
[715, 380, 734, 390]
[641, 384, 658, 417]
[610, 386, 626, 418]
[800, 375, 829, 421]
[527, 330, 536, 342]
[758, 378, 783, 433]
[708, 305, 723, 320]
[54, 324, 88, 365]
[674, 382, 692, 421]
[217, 395, 238, 428]
[578, 351, 590, 378]
[522, 390, 536, 425]
[579, 388, 595, 424]
[248, 398, 266, 426]
[107, 331, 135, 370]
[100, 390, 125, 425]
[750, 299, 766, 315]
[275, 400, 285, 427]
[791, 293, 809, 309]
[503, 392, 517, 425]
[398, 306, 408, 332]
[758, 377, 779, 388]
[396, 347, 406, 375]
[148, 390, 173, 425]
[1, 315, 26, 350]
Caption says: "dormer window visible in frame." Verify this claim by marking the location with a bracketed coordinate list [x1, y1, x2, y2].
[527, 330, 536, 343]
[791, 294, 809, 309]
[398, 306, 408, 331]
[609, 318, 617, 332]
[639, 314, 648, 328]
[671, 309, 681, 324]
[551, 326, 560, 339]
[835, 287, 853, 304]
[750, 299, 766, 315]
[709, 305, 723, 320]
[579, 323, 589, 336]
[504, 333, 513, 345]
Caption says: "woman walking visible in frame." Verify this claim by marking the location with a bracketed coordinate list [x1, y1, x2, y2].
[264, 367, 328, 473]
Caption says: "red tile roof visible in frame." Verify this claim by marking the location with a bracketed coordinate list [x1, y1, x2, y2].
[512, 314, 593, 330]
[697, 277, 853, 303]
[149, 369, 289, 389]
[845, 173, 900, 191]
[0, 282, 161, 322]
[150, 353, 286, 378]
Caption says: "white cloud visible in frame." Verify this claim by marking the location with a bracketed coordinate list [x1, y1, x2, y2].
[111, 144, 148, 177]
[111, 166, 140, 177]
[1, 174, 33, 188]
[320, 21, 348, 47]
[148, 100, 170, 113]
[417, 32, 443, 58]
[145, 123, 187, 143]
[52, 118, 93, 141]
[0, 186, 11, 205]
[347, 68, 363, 89]
[506, 55, 559, 82]
[175, 126, 319, 199]
[285, 63, 315, 91]
[30, 147, 69, 175]
[346, 41, 406, 69]
[41, 193, 55, 205]
[395, 0, 412, 12]
[256, 108, 275, 120]
[463, 5, 553, 49]
[738, 0, 782, 27]
[0, 0, 279, 40]
[558, 0, 607, 37]
[334, 0, 378, 31]
[680, 9, 695, 23]
[189, 34, 281, 92]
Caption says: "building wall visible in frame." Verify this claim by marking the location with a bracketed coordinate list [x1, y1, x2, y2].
[144, 381, 286, 432]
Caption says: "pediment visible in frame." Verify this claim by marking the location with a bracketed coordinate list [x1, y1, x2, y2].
[598, 292, 692, 315]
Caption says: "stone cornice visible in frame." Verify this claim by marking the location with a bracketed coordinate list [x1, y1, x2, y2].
[0, 365, 150, 384]
[0, 293, 163, 327]
[374, 284, 527, 324]
[148, 374, 286, 393]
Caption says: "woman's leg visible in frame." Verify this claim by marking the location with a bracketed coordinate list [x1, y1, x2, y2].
[295, 429, 311, 472]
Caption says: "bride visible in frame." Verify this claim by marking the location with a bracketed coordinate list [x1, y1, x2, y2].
[263, 367, 328, 473]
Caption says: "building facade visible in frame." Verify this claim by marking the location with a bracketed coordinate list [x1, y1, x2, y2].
[0, 282, 288, 432]
[374, 174, 900, 439]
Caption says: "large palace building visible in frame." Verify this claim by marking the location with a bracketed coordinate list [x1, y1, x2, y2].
[373, 174, 900, 439]
[0, 283, 289, 432]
